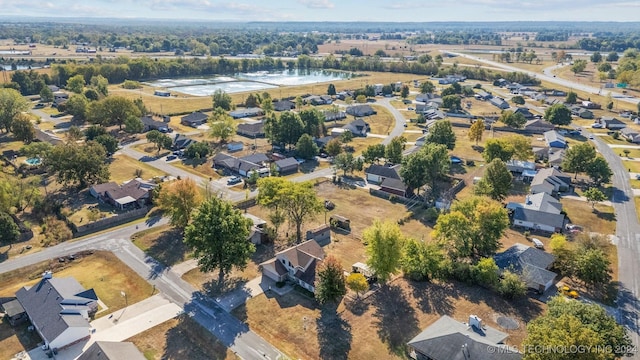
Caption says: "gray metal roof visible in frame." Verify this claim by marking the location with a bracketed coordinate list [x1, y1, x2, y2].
[1, 299, 25, 317]
[513, 207, 565, 229]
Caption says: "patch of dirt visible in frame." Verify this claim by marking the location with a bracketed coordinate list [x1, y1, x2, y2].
[495, 314, 520, 330]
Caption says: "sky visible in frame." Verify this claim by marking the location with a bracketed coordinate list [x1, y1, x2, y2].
[2, 0, 639, 22]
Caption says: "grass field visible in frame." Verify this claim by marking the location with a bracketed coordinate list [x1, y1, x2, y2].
[368, 105, 396, 135]
[109, 154, 168, 183]
[562, 198, 616, 235]
[233, 277, 542, 360]
[172, 160, 220, 180]
[622, 161, 640, 174]
[0, 251, 153, 317]
[0, 318, 42, 360]
[127, 315, 237, 360]
[131, 224, 192, 266]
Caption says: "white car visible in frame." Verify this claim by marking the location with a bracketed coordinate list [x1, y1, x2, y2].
[532, 238, 544, 249]
[591, 123, 603, 129]
[589, 135, 594, 140]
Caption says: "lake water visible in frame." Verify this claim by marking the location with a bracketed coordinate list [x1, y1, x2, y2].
[147, 69, 353, 96]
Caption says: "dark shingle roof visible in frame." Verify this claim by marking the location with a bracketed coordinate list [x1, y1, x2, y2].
[380, 177, 407, 192]
[494, 244, 556, 287]
[78, 341, 146, 360]
[1, 299, 25, 317]
[365, 164, 401, 179]
[275, 157, 299, 170]
[346, 104, 375, 117]
[237, 121, 265, 137]
[181, 111, 208, 124]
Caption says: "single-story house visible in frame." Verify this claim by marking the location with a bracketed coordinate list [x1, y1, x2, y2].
[346, 105, 376, 117]
[1, 299, 27, 325]
[512, 206, 565, 233]
[489, 97, 510, 110]
[474, 91, 492, 101]
[78, 341, 146, 360]
[274, 157, 299, 174]
[365, 164, 401, 184]
[243, 213, 267, 245]
[530, 168, 571, 195]
[380, 177, 410, 197]
[494, 243, 556, 293]
[229, 107, 263, 119]
[140, 115, 169, 133]
[506, 160, 536, 174]
[323, 110, 347, 122]
[532, 146, 550, 161]
[581, 100, 601, 109]
[314, 136, 336, 149]
[407, 315, 521, 360]
[273, 100, 295, 112]
[621, 128, 640, 143]
[180, 111, 208, 127]
[213, 152, 270, 177]
[306, 224, 331, 245]
[513, 107, 534, 120]
[303, 95, 326, 106]
[524, 119, 555, 134]
[571, 106, 594, 119]
[548, 149, 565, 167]
[601, 116, 626, 130]
[237, 121, 265, 138]
[544, 130, 566, 148]
[415, 93, 441, 103]
[342, 118, 370, 137]
[90, 178, 156, 210]
[15, 272, 98, 351]
[173, 134, 197, 150]
[227, 141, 244, 152]
[260, 240, 325, 293]
[47, 84, 60, 92]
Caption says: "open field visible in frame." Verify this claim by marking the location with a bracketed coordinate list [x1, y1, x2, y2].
[127, 315, 237, 360]
[109, 154, 168, 183]
[562, 198, 616, 235]
[0, 251, 153, 317]
[131, 224, 192, 267]
[233, 277, 542, 360]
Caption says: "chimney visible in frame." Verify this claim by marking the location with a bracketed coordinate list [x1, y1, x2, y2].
[525, 196, 531, 205]
[42, 271, 53, 280]
[469, 315, 483, 330]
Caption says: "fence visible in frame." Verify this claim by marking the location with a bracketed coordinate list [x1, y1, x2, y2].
[369, 188, 422, 207]
[69, 206, 150, 237]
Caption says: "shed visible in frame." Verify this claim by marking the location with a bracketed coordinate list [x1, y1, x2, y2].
[306, 224, 331, 245]
[274, 157, 299, 174]
[329, 214, 351, 230]
[1, 299, 27, 325]
[227, 141, 244, 152]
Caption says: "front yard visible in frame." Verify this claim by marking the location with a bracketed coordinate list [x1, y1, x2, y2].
[562, 198, 616, 235]
[131, 225, 192, 267]
[109, 154, 168, 183]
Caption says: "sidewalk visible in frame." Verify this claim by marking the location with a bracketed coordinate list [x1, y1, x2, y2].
[562, 194, 613, 207]
[170, 258, 198, 277]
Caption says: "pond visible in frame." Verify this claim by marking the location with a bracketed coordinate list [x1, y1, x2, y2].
[146, 69, 354, 96]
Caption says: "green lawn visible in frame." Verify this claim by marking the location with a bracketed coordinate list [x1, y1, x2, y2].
[109, 154, 168, 183]
[622, 161, 640, 174]
[562, 198, 616, 235]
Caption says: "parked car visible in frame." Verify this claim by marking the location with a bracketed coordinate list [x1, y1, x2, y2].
[166, 155, 177, 161]
[408, 107, 414, 111]
[591, 123, 602, 128]
[227, 176, 242, 185]
[450, 156, 463, 164]
[33, 103, 45, 109]
[532, 238, 544, 249]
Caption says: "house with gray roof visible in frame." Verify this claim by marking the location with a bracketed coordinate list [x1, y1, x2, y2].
[407, 315, 521, 360]
[474, 91, 492, 101]
[494, 243, 556, 292]
[229, 107, 263, 119]
[260, 240, 325, 293]
[530, 168, 571, 195]
[273, 100, 295, 112]
[173, 133, 198, 150]
[507, 192, 565, 233]
[513, 107, 534, 120]
[601, 116, 626, 130]
[78, 341, 145, 360]
[274, 157, 299, 175]
[236, 121, 265, 138]
[489, 97, 510, 110]
[523, 119, 555, 134]
[180, 111, 208, 127]
[322, 109, 347, 122]
[89, 179, 156, 210]
[570, 106, 594, 119]
[621, 127, 640, 144]
[365, 164, 401, 184]
[15, 271, 98, 350]
[213, 152, 269, 177]
[342, 118, 370, 137]
[346, 104, 376, 117]
[140, 115, 169, 133]
[548, 149, 565, 167]
[544, 130, 566, 148]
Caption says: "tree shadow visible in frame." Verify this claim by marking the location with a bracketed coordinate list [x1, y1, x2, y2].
[472, 145, 484, 153]
[594, 209, 616, 222]
[316, 304, 352, 360]
[299, 160, 320, 174]
[343, 297, 370, 316]
[161, 313, 231, 359]
[449, 164, 467, 175]
[410, 280, 457, 316]
[457, 280, 543, 323]
[144, 228, 188, 267]
[616, 285, 640, 337]
[202, 276, 248, 298]
[372, 284, 419, 355]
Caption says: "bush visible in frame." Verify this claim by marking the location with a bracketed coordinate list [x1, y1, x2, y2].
[497, 270, 527, 299]
[524, 230, 531, 239]
[389, 195, 398, 203]
[466, 160, 475, 166]
[424, 207, 439, 223]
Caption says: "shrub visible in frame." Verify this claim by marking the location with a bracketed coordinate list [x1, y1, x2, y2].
[424, 207, 440, 223]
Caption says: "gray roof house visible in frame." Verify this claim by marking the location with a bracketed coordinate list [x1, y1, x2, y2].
[570, 106, 594, 119]
[236, 121, 265, 138]
[346, 104, 376, 117]
[342, 118, 370, 137]
[621, 128, 640, 144]
[180, 111, 208, 127]
[260, 240, 325, 293]
[494, 243, 556, 293]
[544, 130, 566, 148]
[407, 315, 521, 360]
[601, 116, 626, 130]
[508, 192, 565, 233]
[140, 115, 169, 133]
[15, 272, 98, 350]
[523, 119, 555, 134]
[273, 100, 295, 112]
[489, 97, 510, 110]
[530, 168, 571, 195]
[323, 110, 347, 122]
[173, 133, 198, 150]
[365, 164, 401, 184]
[229, 107, 264, 119]
[274, 157, 299, 174]
[548, 149, 565, 167]
[78, 341, 146, 360]
[513, 107, 534, 120]
[474, 91, 493, 100]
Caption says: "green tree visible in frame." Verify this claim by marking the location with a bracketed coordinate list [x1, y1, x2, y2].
[562, 143, 596, 178]
[499, 110, 527, 129]
[473, 257, 499, 289]
[281, 181, 323, 242]
[586, 157, 612, 186]
[212, 89, 233, 111]
[511, 95, 525, 105]
[590, 52, 602, 63]
[544, 103, 572, 126]
[90, 75, 109, 96]
[340, 130, 353, 144]
[523, 296, 631, 360]
[575, 248, 612, 291]
[497, 270, 527, 299]
[442, 95, 461, 110]
[606, 52, 619, 62]
[433, 196, 509, 260]
[66, 126, 83, 142]
[39, 86, 53, 103]
[400, 239, 444, 281]
[87, 96, 141, 129]
[11, 114, 35, 144]
[124, 115, 144, 134]
[385, 136, 406, 164]
[426, 120, 456, 150]
[346, 273, 368, 299]
[184, 142, 210, 160]
[468, 119, 484, 145]
[474, 159, 513, 201]
[256, 177, 287, 236]
[571, 59, 588, 74]
[94, 134, 119, 154]
[0, 177, 41, 214]
[364, 220, 405, 283]
[296, 133, 319, 160]
[146, 130, 173, 155]
[505, 134, 534, 161]
[279, 111, 305, 150]
[157, 178, 203, 229]
[184, 197, 254, 284]
[0, 212, 20, 245]
[84, 125, 107, 141]
[244, 93, 258, 108]
[327, 83, 337, 96]
[420, 81, 435, 94]
[0, 88, 29, 133]
[44, 142, 110, 187]
[66, 94, 89, 120]
[299, 108, 325, 138]
[584, 187, 607, 209]
[355, 94, 367, 104]
[333, 152, 357, 176]
[400, 143, 449, 195]
[315, 255, 346, 304]
[261, 98, 274, 115]
[362, 144, 386, 164]
[66, 74, 85, 93]
[325, 138, 343, 157]
[483, 138, 515, 162]
[565, 91, 578, 104]
[209, 108, 237, 143]
[400, 85, 409, 99]
[295, 96, 303, 110]
[20, 142, 52, 158]
[549, 234, 576, 277]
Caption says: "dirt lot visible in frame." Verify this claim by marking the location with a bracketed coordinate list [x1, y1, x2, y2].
[127, 315, 237, 360]
[233, 277, 543, 360]
[0, 251, 153, 317]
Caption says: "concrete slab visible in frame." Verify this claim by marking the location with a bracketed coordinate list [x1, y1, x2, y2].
[215, 276, 292, 312]
[170, 259, 198, 277]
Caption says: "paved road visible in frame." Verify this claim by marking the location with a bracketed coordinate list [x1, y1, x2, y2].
[446, 51, 640, 107]
[0, 218, 285, 360]
[377, 97, 408, 146]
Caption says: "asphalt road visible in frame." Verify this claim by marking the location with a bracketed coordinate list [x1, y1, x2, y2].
[0, 218, 284, 360]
